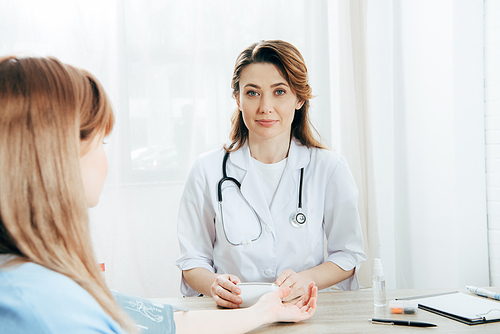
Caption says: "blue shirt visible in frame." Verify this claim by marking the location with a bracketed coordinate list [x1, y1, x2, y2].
[0, 255, 127, 334]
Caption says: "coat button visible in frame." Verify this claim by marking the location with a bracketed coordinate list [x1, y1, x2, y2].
[265, 226, 272, 233]
[264, 269, 272, 276]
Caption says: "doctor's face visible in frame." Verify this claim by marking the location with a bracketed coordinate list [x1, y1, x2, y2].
[79, 134, 108, 208]
[236, 63, 304, 144]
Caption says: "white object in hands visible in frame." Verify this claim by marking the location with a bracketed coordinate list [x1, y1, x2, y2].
[237, 282, 280, 308]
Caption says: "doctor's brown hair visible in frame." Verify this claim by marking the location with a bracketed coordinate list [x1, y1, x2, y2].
[226, 40, 325, 151]
[0, 56, 135, 333]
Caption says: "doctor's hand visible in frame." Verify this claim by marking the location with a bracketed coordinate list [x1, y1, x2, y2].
[210, 274, 242, 309]
[253, 281, 318, 324]
[276, 269, 310, 302]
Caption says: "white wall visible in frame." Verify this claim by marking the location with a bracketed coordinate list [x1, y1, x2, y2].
[485, 0, 500, 286]
[90, 184, 185, 298]
[369, 0, 488, 289]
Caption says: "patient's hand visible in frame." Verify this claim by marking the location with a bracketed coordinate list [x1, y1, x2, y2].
[276, 269, 310, 301]
[254, 281, 318, 323]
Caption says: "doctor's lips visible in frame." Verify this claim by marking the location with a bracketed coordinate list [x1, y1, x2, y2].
[256, 119, 278, 127]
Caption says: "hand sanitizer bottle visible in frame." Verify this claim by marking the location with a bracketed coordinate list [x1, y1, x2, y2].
[373, 258, 387, 307]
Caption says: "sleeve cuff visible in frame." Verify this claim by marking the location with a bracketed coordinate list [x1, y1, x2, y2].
[326, 252, 365, 291]
[176, 260, 215, 297]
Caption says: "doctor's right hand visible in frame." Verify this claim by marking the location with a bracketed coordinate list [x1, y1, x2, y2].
[210, 274, 242, 308]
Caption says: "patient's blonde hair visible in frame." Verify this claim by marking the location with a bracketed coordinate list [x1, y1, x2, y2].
[0, 56, 135, 333]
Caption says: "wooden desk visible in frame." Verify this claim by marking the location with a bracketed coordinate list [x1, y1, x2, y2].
[153, 288, 500, 333]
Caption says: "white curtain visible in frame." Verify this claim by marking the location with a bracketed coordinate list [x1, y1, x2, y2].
[484, 0, 500, 287]
[1, 0, 379, 298]
[368, 0, 489, 289]
[332, 0, 379, 289]
[8, 0, 491, 298]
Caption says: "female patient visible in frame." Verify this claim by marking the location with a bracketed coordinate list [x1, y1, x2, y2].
[0, 56, 317, 333]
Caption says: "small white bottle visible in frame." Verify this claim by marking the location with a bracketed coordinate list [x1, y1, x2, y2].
[373, 258, 387, 307]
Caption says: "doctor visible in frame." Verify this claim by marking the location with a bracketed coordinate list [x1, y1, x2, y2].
[175, 40, 366, 308]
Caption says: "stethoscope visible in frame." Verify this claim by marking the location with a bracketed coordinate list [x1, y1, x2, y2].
[217, 151, 307, 246]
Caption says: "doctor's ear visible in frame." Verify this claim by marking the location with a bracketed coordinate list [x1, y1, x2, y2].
[235, 93, 242, 110]
[296, 99, 305, 110]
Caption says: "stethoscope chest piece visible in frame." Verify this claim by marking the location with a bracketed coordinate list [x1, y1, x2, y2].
[290, 210, 307, 228]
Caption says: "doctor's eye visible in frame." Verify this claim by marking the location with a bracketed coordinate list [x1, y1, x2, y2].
[246, 90, 259, 97]
[275, 89, 286, 96]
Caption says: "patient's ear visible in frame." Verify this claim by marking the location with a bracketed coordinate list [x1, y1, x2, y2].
[79, 135, 108, 208]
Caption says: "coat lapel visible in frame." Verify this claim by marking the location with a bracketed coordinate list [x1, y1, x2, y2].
[228, 140, 311, 225]
[269, 139, 310, 219]
[230, 144, 274, 226]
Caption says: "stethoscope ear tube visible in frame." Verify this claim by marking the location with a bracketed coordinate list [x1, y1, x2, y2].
[218, 185, 263, 246]
[218, 150, 241, 202]
[217, 176, 241, 202]
[298, 168, 304, 209]
[289, 168, 306, 228]
[219, 151, 261, 246]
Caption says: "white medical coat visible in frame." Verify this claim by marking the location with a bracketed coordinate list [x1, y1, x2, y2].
[175, 139, 366, 296]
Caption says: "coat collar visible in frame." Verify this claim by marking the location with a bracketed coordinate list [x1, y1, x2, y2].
[228, 138, 310, 171]
[227, 138, 311, 223]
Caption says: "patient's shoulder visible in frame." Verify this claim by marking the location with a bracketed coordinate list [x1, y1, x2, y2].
[0, 259, 126, 334]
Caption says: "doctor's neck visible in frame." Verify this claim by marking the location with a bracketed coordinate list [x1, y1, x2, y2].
[248, 132, 291, 164]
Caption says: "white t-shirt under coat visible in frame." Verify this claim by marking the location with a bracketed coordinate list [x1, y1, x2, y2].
[251, 157, 287, 208]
